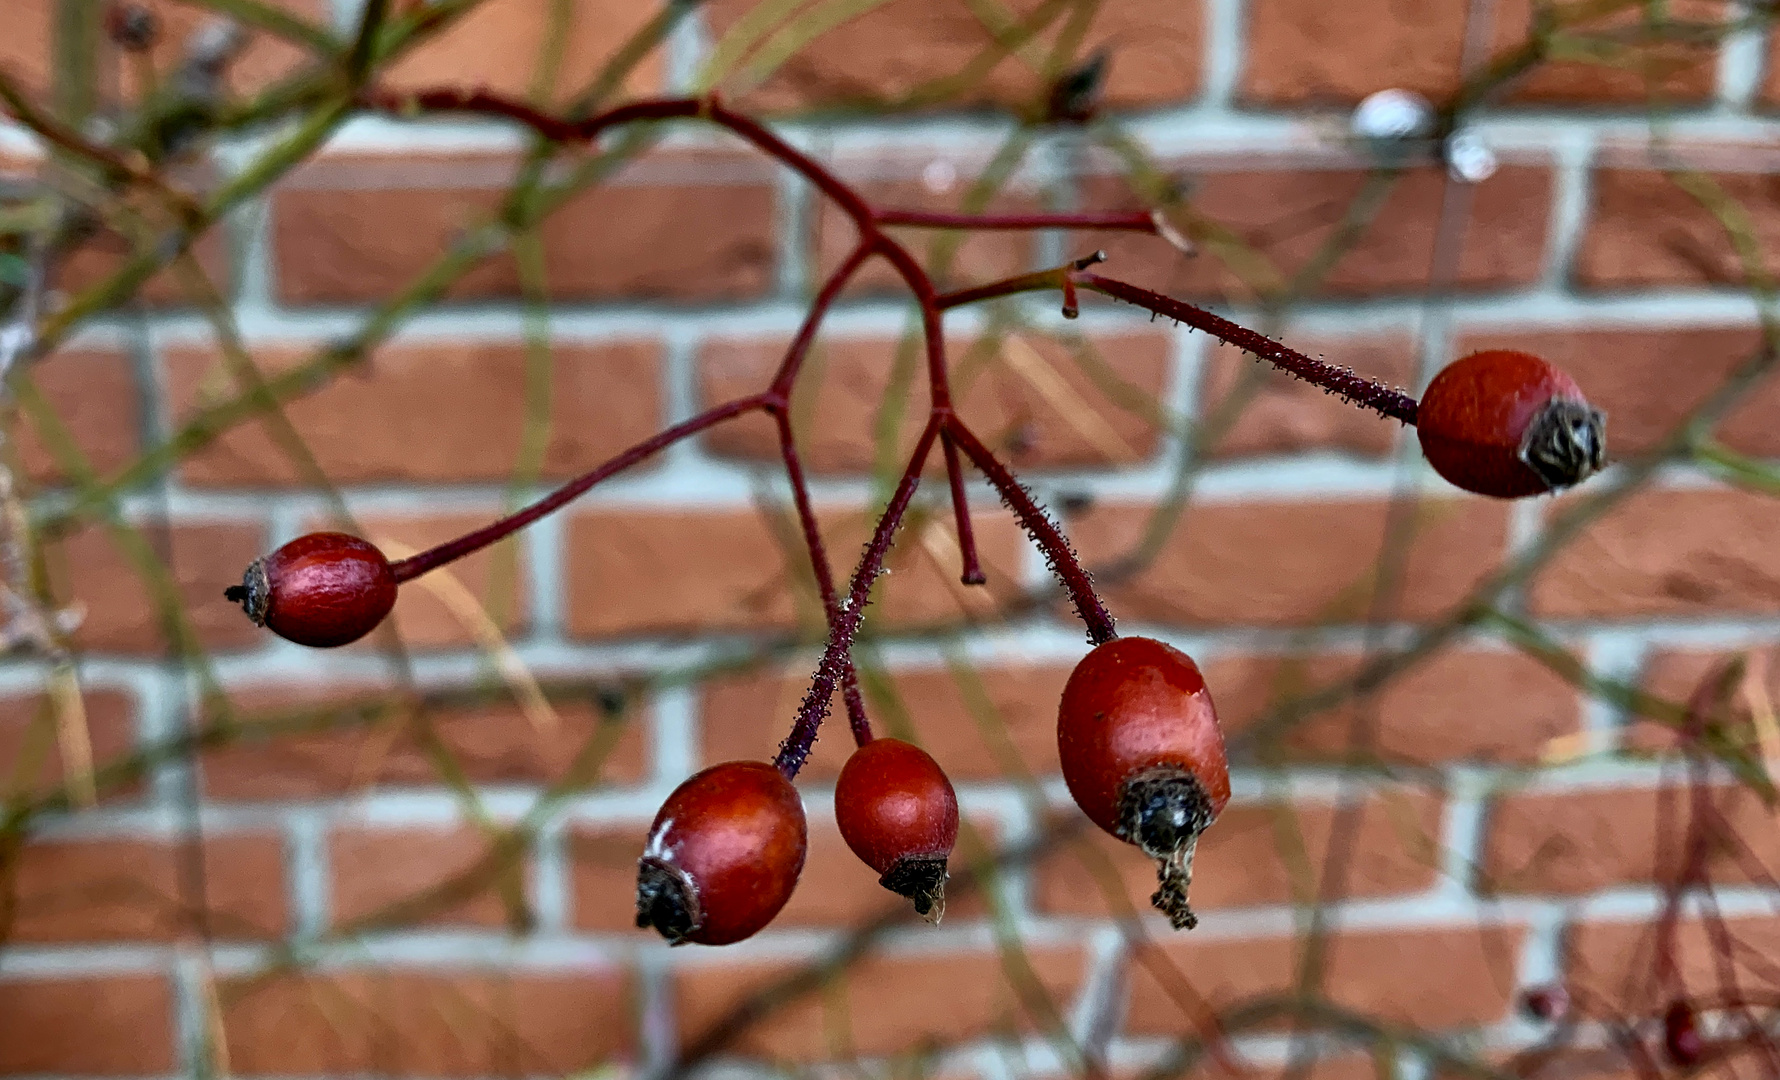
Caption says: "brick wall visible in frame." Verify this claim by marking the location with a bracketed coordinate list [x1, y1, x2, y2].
[4, 0, 1780, 1078]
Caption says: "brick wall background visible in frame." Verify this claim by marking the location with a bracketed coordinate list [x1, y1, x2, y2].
[3, 0, 1780, 1078]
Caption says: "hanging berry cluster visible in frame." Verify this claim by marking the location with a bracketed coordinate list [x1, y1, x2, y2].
[224, 88, 1608, 943]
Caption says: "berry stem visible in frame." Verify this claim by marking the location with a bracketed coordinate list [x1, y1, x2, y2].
[940, 428, 986, 586]
[1078, 273, 1420, 425]
[774, 418, 942, 779]
[945, 420, 1117, 646]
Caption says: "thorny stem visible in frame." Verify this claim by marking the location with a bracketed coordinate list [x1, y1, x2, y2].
[1080, 273, 1421, 425]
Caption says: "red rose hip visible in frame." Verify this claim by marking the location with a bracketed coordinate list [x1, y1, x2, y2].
[1058, 635, 1229, 930]
[225, 532, 397, 648]
[1416, 349, 1606, 499]
[834, 738, 959, 922]
[635, 760, 807, 946]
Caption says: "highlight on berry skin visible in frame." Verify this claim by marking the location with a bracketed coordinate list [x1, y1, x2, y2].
[224, 532, 397, 649]
[1415, 350, 1607, 499]
[833, 738, 960, 922]
[1056, 635, 1230, 930]
[634, 760, 808, 946]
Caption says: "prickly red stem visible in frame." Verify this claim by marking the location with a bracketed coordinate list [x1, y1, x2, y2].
[940, 429, 986, 586]
[1079, 273, 1419, 425]
[945, 420, 1116, 646]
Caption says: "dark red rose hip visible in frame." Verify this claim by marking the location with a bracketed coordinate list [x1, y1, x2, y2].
[635, 760, 807, 946]
[834, 738, 959, 921]
[225, 532, 397, 648]
[1416, 349, 1606, 499]
[1058, 635, 1230, 930]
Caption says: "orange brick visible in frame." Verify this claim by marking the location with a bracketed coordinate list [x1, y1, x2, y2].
[1449, 325, 1780, 457]
[1482, 782, 1780, 896]
[1241, 0, 1720, 106]
[700, 662, 1070, 780]
[1528, 489, 1780, 619]
[673, 944, 1086, 1061]
[1567, 915, 1780, 1015]
[564, 504, 1025, 640]
[6, 834, 286, 942]
[53, 219, 234, 309]
[15, 348, 142, 485]
[704, 0, 1202, 113]
[1577, 156, 1780, 290]
[1066, 497, 1508, 627]
[200, 686, 649, 801]
[345, 514, 527, 651]
[811, 167, 1041, 296]
[0, 975, 175, 1074]
[1127, 923, 1525, 1033]
[700, 331, 1170, 473]
[219, 968, 635, 1075]
[386, 0, 662, 99]
[1202, 333, 1416, 459]
[270, 150, 777, 306]
[163, 339, 663, 486]
[568, 823, 645, 933]
[1036, 790, 1444, 917]
[330, 826, 529, 930]
[1078, 161, 1551, 303]
[0, 690, 138, 803]
[45, 520, 265, 655]
[0, 0, 53, 97]
[1208, 649, 1580, 766]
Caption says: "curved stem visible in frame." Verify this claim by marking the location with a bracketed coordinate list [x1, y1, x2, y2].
[874, 208, 1157, 231]
[946, 420, 1117, 645]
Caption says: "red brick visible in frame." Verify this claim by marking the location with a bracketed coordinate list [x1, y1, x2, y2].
[811, 165, 1041, 296]
[14, 348, 142, 485]
[331, 826, 529, 930]
[386, 0, 662, 99]
[567, 823, 644, 933]
[219, 968, 634, 1075]
[1528, 488, 1780, 618]
[1078, 160, 1551, 303]
[129, 0, 331, 98]
[164, 339, 662, 486]
[1127, 924, 1525, 1033]
[700, 331, 1170, 474]
[704, 0, 1202, 113]
[0, 975, 175, 1074]
[200, 685, 649, 801]
[1567, 915, 1780, 1014]
[1764, 30, 1780, 107]
[1066, 497, 1509, 626]
[701, 662, 1069, 780]
[1482, 782, 1780, 896]
[1241, 0, 1720, 106]
[1577, 153, 1780, 290]
[45, 520, 265, 654]
[1037, 789, 1443, 917]
[1449, 325, 1780, 457]
[348, 514, 527, 650]
[673, 944, 1086, 1060]
[564, 504, 1025, 639]
[0, 1, 53, 97]
[53, 217, 234, 309]
[270, 150, 776, 306]
[5, 833, 286, 942]
[1202, 333, 1416, 459]
[0, 690, 137, 803]
[1208, 649, 1581, 765]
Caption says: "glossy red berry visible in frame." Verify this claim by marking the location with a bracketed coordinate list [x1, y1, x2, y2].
[635, 760, 807, 946]
[834, 738, 959, 922]
[1416, 349, 1606, 499]
[1664, 1000, 1704, 1067]
[1058, 635, 1229, 930]
[225, 532, 397, 648]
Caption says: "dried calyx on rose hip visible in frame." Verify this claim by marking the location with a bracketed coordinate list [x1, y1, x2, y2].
[1058, 635, 1229, 930]
[1416, 349, 1607, 499]
[635, 759, 807, 946]
[834, 737, 959, 922]
[224, 532, 397, 648]
[1664, 1000, 1704, 1067]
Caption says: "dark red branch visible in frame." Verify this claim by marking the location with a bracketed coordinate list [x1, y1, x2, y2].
[874, 208, 1158, 232]
[1080, 273, 1420, 425]
[945, 420, 1117, 646]
[940, 429, 986, 586]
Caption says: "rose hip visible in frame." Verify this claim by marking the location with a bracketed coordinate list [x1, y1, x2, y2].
[834, 738, 959, 921]
[225, 532, 397, 648]
[1416, 349, 1606, 499]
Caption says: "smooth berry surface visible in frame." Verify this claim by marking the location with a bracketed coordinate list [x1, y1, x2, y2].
[1416, 349, 1603, 499]
[229, 532, 397, 649]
